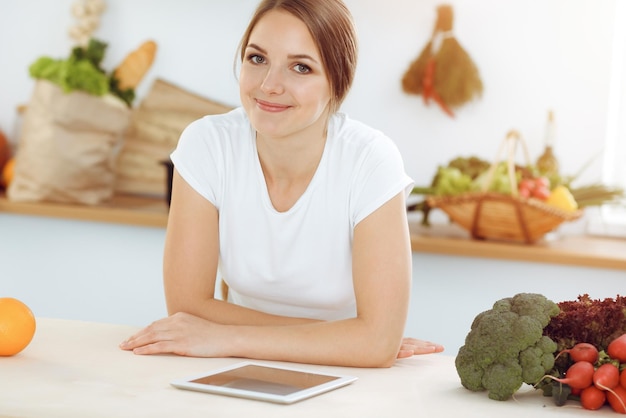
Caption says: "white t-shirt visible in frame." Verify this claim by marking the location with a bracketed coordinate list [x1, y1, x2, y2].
[171, 107, 413, 321]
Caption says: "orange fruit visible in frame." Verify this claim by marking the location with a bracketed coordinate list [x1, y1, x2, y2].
[1, 157, 15, 188]
[0, 297, 36, 356]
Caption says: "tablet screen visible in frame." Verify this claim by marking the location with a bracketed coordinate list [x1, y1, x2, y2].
[191, 364, 339, 395]
[171, 361, 357, 404]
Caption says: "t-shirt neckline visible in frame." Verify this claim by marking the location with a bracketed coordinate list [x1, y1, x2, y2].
[252, 116, 334, 214]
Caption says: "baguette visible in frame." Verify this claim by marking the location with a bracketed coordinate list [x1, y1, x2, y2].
[113, 40, 157, 90]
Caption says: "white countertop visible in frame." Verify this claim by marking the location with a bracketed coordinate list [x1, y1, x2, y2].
[0, 318, 611, 417]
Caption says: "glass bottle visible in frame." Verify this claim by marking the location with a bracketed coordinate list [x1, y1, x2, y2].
[536, 110, 559, 179]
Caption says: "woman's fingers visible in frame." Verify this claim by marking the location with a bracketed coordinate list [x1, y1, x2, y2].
[119, 313, 187, 353]
[396, 337, 444, 358]
[119, 312, 222, 357]
[120, 326, 167, 352]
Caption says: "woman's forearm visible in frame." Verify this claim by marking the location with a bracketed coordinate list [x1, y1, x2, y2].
[222, 316, 401, 368]
[120, 309, 403, 368]
[166, 293, 319, 327]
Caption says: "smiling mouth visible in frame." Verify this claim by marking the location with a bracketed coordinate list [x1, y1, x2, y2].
[256, 99, 291, 112]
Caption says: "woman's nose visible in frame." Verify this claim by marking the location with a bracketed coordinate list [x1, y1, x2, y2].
[260, 66, 285, 95]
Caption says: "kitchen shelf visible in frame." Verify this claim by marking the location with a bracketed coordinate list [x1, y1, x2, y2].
[0, 191, 168, 228]
[1, 191, 625, 270]
[409, 221, 626, 271]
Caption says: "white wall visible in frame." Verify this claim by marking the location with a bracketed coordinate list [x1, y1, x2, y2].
[0, 1, 623, 355]
[0, 0, 617, 187]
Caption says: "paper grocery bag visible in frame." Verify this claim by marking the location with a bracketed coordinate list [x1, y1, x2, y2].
[8, 80, 131, 205]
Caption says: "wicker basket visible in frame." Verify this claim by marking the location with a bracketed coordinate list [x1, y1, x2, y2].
[426, 130, 583, 243]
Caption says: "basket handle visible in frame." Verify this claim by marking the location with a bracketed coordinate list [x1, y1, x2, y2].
[479, 130, 532, 197]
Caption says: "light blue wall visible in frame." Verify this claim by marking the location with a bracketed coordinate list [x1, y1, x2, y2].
[1, 214, 167, 326]
[2, 213, 623, 355]
[407, 253, 624, 354]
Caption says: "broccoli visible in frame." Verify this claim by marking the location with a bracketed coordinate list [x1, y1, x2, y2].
[455, 293, 560, 401]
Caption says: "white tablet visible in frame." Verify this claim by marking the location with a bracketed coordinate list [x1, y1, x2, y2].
[170, 361, 358, 404]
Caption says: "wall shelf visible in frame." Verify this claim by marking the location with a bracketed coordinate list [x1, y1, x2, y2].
[0, 192, 168, 228]
[1, 191, 625, 270]
[409, 222, 626, 271]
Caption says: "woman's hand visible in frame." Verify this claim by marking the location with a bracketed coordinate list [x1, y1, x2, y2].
[119, 312, 228, 357]
[397, 337, 444, 359]
[120, 314, 444, 363]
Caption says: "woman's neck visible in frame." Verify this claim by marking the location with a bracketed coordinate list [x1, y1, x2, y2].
[256, 115, 330, 211]
[256, 113, 329, 183]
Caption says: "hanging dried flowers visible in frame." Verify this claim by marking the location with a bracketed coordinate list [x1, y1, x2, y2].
[402, 4, 483, 117]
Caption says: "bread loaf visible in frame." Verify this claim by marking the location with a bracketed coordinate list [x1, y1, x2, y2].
[113, 40, 157, 90]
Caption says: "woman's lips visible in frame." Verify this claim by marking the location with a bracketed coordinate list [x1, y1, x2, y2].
[256, 99, 290, 113]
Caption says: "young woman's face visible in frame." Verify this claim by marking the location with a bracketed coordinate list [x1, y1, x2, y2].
[239, 10, 332, 141]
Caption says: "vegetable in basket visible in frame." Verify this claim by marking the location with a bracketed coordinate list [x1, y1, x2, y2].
[432, 167, 473, 196]
[410, 156, 623, 226]
[471, 162, 522, 195]
[408, 156, 490, 225]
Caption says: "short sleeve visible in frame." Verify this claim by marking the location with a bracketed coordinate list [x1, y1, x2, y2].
[350, 137, 414, 226]
[170, 116, 224, 207]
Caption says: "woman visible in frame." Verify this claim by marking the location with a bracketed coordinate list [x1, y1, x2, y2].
[120, 0, 443, 367]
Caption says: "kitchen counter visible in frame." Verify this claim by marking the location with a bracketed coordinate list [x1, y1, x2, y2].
[0, 317, 611, 417]
[1, 192, 625, 270]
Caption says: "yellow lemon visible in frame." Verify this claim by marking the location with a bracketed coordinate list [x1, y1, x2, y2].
[546, 185, 578, 212]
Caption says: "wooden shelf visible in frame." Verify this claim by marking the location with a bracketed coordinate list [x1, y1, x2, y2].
[1, 191, 625, 270]
[0, 192, 168, 228]
[410, 222, 626, 271]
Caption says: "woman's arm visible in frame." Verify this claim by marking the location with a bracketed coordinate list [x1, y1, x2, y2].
[121, 172, 431, 366]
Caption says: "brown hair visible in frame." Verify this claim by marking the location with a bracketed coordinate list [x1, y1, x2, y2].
[237, 0, 358, 113]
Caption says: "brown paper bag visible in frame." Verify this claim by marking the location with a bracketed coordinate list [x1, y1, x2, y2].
[8, 80, 131, 205]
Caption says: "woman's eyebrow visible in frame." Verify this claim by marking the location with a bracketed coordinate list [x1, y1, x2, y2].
[287, 53, 318, 64]
[246, 43, 266, 54]
[246, 43, 318, 64]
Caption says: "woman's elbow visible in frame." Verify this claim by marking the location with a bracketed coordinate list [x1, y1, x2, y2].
[353, 338, 400, 368]
[358, 351, 397, 368]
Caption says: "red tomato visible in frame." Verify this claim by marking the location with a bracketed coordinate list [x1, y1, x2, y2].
[534, 176, 550, 189]
[532, 186, 551, 200]
[519, 187, 531, 198]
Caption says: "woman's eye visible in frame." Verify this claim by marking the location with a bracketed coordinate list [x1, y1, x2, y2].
[293, 63, 311, 74]
[248, 54, 265, 64]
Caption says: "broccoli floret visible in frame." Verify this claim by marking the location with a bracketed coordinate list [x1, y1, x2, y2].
[481, 358, 524, 401]
[519, 337, 556, 384]
[455, 293, 560, 401]
[519, 346, 545, 383]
